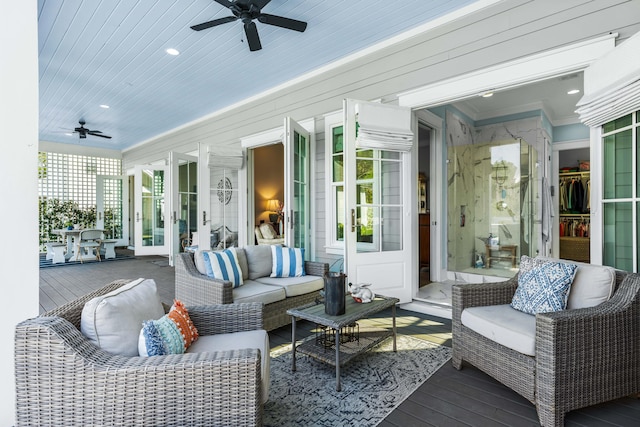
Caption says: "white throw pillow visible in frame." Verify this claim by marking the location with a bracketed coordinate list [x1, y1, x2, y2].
[81, 278, 165, 356]
[531, 256, 616, 309]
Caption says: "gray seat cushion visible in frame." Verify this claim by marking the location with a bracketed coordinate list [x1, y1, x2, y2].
[187, 329, 270, 403]
[255, 275, 324, 297]
[233, 280, 285, 304]
[461, 304, 536, 356]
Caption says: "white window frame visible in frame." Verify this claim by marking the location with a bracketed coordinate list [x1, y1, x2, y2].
[600, 112, 639, 272]
[324, 110, 345, 255]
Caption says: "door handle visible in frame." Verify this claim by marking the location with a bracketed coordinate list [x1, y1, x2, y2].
[351, 209, 356, 232]
[172, 211, 177, 224]
[202, 211, 209, 226]
[136, 212, 140, 223]
[98, 212, 102, 221]
[289, 209, 294, 230]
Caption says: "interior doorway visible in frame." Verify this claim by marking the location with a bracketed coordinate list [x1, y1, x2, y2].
[418, 123, 431, 287]
[252, 144, 284, 243]
[552, 141, 591, 262]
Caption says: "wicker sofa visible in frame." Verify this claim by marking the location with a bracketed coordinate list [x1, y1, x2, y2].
[15, 279, 266, 427]
[452, 257, 640, 427]
[176, 246, 329, 331]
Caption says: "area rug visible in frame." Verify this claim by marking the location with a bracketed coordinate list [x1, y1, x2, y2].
[264, 335, 452, 427]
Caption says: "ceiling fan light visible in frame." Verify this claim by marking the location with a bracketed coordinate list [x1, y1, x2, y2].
[567, 89, 580, 95]
[99, 104, 110, 109]
[165, 48, 180, 56]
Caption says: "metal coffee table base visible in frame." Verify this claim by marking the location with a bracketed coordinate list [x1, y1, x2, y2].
[288, 297, 398, 391]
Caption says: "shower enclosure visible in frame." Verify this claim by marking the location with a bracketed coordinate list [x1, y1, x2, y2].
[447, 138, 538, 278]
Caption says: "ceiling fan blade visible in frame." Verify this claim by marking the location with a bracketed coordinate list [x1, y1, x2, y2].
[191, 16, 237, 31]
[88, 131, 112, 139]
[244, 21, 262, 51]
[214, 0, 236, 8]
[257, 13, 307, 32]
[253, 0, 272, 9]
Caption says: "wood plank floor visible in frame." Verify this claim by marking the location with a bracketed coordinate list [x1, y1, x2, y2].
[39, 255, 640, 426]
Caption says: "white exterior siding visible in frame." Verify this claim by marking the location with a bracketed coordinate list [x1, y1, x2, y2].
[120, 1, 640, 269]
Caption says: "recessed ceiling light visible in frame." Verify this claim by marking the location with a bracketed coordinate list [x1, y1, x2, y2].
[65, 133, 73, 136]
[99, 104, 110, 109]
[481, 91, 494, 98]
[166, 48, 180, 56]
[567, 89, 580, 95]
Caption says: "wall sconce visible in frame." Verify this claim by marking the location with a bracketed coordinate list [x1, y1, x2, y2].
[266, 199, 282, 223]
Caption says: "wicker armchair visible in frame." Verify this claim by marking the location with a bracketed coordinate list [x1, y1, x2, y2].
[15, 279, 265, 427]
[452, 270, 640, 427]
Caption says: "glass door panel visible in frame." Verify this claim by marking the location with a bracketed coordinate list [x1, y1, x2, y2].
[603, 202, 633, 271]
[96, 175, 129, 246]
[210, 168, 239, 249]
[170, 152, 198, 265]
[603, 130, 632, 199]
[284, 117, 310, 254]
[134, 165, 169, 255]
[354, 149, 402, 253]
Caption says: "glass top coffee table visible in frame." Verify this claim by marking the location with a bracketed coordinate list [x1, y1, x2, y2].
[287, 295, 399, 391]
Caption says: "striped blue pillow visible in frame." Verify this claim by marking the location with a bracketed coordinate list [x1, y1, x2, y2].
[270, 246, 306, 278]
[203, 247, 244, 288]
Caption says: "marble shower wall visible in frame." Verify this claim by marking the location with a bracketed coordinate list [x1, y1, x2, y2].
[446, 109, 547, 273]
[446, 110, 476, 270]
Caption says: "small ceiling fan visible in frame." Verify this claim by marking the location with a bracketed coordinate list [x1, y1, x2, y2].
[73, 120, 111, 139]
[191, 0, 307, 51]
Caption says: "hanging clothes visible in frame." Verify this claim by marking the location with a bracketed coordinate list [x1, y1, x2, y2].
[558, 175, 590, 214]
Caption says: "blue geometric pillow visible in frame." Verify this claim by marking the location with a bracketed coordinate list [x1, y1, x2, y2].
[511, 261, 578, 315]
[203, 247, 244, 288]
[270, 246, 306, 278]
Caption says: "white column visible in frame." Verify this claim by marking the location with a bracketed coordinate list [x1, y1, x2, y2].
[0, 2, 39, 424]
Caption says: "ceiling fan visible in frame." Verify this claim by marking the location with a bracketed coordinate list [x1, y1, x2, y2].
[191, 0, 307, 51]
[73, 120, 111, 139]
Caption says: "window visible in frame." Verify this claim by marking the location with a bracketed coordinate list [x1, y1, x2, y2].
[325, 116, 345, 253]
[355, 148, 403, 252]
[324, 116, 403, 253]
[602, 111, 640, 271]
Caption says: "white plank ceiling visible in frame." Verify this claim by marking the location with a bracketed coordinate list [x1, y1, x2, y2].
[38, 0, 483, 150]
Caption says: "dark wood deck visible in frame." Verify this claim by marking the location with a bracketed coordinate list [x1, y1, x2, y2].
[39, 255, 640, 426]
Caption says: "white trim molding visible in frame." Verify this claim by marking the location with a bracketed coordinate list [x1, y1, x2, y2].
[398, 34, 617, 109]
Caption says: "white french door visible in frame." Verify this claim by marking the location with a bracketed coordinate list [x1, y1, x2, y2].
[343, 99, 414, 303]
[96, 175, 129, 246]
[169, 152, 198, 266]
[284, 117, 310, 253]
[134, 165, 170, 256]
